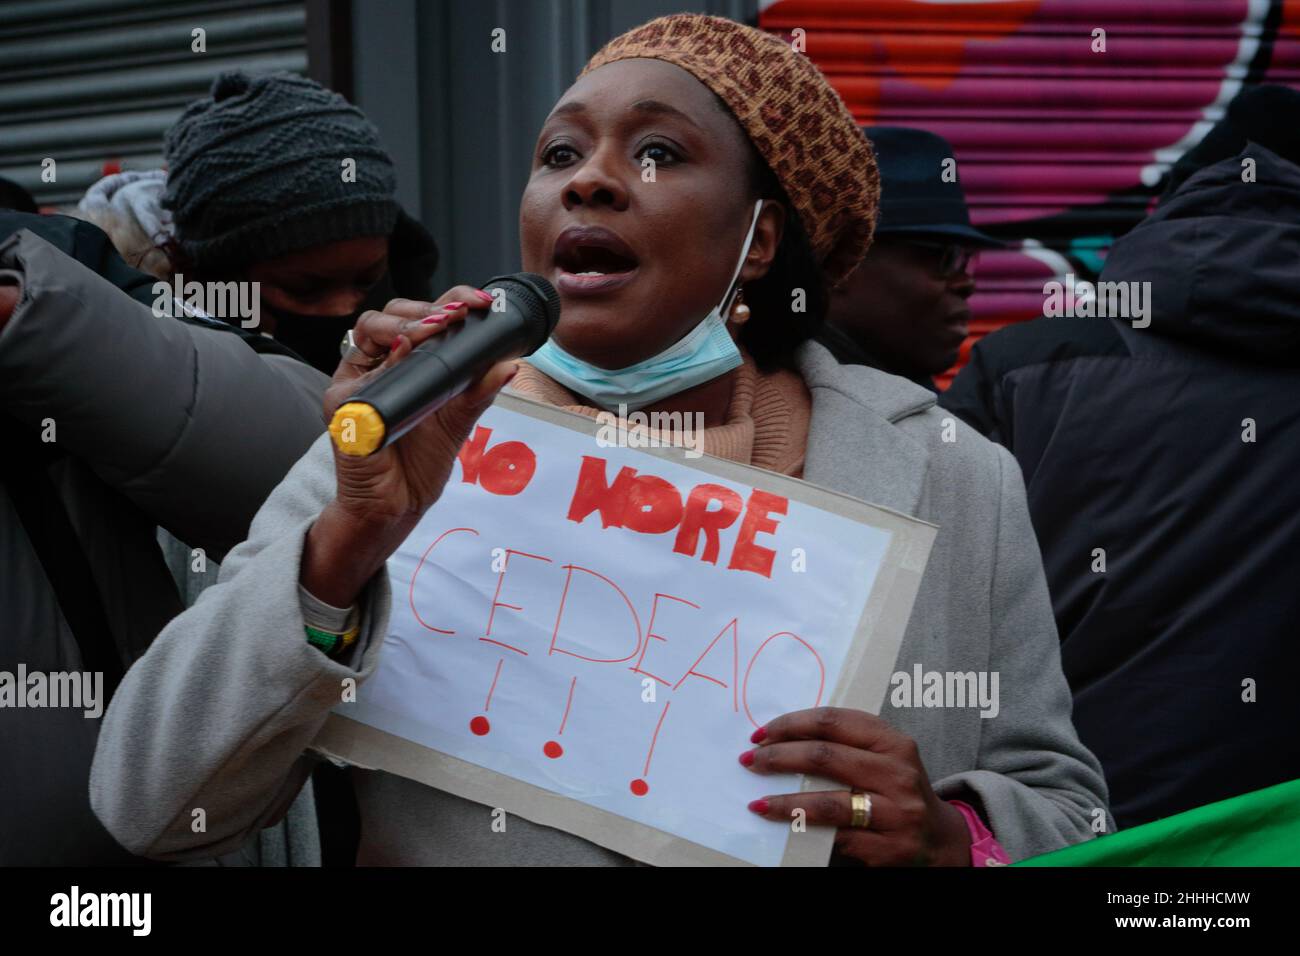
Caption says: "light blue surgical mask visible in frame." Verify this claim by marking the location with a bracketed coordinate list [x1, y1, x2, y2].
[529, 200, 764, 412]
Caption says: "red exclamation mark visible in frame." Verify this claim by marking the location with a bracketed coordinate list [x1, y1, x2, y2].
[630, 701, 671, 796]
[543, 676, 577, 758]
[470, 658, 504, 736]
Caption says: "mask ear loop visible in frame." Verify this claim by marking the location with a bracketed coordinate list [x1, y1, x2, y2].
[717, 199, 765, 320]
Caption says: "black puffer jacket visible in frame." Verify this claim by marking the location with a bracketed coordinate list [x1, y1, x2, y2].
[941, 144, 1300, 828]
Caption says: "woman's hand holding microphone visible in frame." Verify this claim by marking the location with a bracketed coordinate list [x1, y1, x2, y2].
[300, 287, 518, 609]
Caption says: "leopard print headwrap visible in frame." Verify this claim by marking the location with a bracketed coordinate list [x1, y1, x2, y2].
[581, 14, 879, 286]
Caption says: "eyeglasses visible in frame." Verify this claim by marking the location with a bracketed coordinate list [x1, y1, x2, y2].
[897, 239, 980, 279]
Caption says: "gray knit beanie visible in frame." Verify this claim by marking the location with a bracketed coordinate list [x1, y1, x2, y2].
[163, 70, 399, 274]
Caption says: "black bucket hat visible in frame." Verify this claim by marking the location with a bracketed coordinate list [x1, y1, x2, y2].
[865, 125, 1001, 248]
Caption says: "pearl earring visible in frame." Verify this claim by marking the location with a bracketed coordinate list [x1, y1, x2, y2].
[731, 287, 751, 324]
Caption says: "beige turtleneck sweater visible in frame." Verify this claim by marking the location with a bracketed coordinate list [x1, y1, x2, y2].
[510, 352, 813, 477]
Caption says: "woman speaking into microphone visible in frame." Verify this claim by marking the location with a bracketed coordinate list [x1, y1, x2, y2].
[92, 14, 1108, 867]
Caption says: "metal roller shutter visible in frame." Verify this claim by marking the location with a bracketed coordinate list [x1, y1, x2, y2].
[759, 0, 1300, 386]
[0, 0, 307, 207]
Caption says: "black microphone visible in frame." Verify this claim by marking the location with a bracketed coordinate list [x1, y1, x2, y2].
[329, 272, 560, 456]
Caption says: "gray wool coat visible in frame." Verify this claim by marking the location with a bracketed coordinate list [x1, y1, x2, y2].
[90, 340, 1111, 865]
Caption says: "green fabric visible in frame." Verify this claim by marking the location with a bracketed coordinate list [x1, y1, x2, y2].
[1018, 778, 1300, 866]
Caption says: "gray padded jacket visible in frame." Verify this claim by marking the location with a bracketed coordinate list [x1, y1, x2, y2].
[0, 229, 327, 865]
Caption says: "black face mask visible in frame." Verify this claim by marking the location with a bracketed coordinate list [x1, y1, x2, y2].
[263, 305, 363, 376]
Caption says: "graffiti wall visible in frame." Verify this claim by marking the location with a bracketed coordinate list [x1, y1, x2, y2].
[760, 0, 1300, 385]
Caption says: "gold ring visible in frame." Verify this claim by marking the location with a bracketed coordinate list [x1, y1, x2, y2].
[850, 791, 872, 829]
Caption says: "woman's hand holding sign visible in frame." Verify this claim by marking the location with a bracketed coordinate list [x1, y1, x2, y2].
[742, 707, 972, 866]
[301, 288, 519, 609]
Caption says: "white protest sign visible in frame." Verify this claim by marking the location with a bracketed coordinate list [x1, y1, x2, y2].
[318, 393, 935, 866]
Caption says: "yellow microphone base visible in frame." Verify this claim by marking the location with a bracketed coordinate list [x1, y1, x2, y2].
[329, 402, 387, 456]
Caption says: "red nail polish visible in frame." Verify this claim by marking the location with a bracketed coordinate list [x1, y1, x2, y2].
[748, 799, 769, 814]
[504, 364, 520, 385]
[422, 313, 447, 324]
[739, 750, 755, 767]
[442, 301, 465, 310]
[474, 289, 495, 303]
[751, 727, 767, 744]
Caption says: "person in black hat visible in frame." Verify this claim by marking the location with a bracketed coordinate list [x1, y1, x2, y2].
[819, 126, 1000, 389]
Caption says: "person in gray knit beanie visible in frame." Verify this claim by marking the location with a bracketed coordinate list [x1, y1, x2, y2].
[159, 70, 438, 374]
[164, 70, 399, 274]
[161, 72, 435, 864]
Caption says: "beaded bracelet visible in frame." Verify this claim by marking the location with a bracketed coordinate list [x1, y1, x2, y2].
[304, 622, 359, 657]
